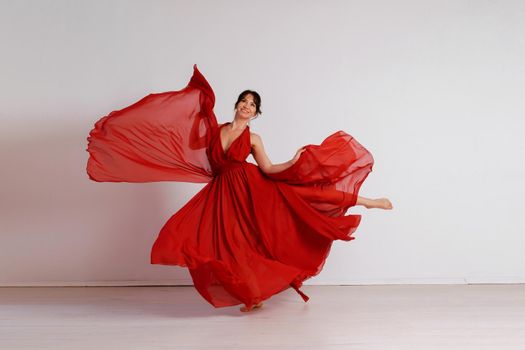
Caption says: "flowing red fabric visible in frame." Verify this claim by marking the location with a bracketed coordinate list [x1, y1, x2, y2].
[86, 65, 374, 308]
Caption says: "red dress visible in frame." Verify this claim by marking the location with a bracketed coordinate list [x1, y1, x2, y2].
[86, 65, 374, 308]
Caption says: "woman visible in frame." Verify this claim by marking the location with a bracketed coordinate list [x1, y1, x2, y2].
[86, 65, 393, 313]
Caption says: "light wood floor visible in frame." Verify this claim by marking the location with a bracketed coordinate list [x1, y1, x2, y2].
[1, 285, 524, 349]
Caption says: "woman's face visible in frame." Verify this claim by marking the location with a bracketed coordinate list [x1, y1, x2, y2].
[236, 94, 257, 119]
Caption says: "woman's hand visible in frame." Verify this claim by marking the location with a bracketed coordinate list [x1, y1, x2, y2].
[291, 147, 306, 164]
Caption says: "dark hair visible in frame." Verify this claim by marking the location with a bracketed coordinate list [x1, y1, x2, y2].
[234, 90, 262, 117]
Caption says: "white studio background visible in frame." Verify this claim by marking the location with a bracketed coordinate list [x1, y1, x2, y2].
[0, 0, 523, 287]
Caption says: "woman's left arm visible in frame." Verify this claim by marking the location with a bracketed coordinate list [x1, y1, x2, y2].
[250, 133, 305, 174]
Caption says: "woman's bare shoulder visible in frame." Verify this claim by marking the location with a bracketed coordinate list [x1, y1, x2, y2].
[250, 131, 261, 139]
[249, 132, 262, 149]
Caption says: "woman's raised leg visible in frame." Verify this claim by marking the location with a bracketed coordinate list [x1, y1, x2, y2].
[356, 196, 393, 209]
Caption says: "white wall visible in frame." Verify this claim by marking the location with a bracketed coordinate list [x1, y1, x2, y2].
[1, 0, 524, 286]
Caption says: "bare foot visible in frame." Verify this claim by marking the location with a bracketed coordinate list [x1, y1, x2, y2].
[365, 198, 393, 210]
[240, 302, 263, 312]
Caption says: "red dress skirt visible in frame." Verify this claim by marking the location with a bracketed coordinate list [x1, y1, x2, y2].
[86, 65, 374, 308]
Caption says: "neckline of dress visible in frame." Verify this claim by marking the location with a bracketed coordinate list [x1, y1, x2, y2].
[219, 122, 249, 154]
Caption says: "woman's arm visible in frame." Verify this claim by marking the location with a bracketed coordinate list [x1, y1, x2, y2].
[250, 133, 305, 174]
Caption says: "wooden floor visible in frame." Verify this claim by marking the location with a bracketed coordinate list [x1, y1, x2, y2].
[1, 285, 524, 349]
